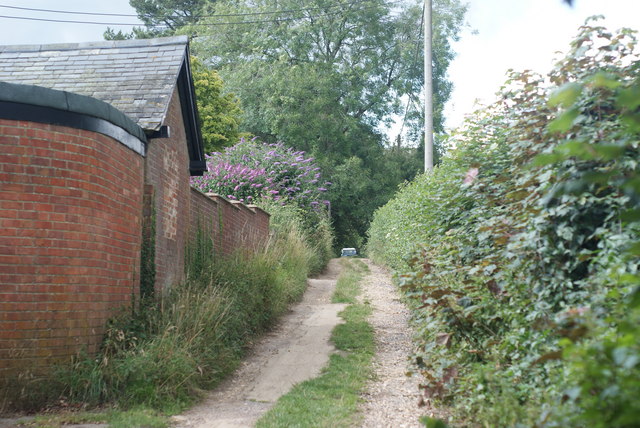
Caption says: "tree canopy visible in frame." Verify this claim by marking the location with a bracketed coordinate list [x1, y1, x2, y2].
[119, 0, 467, 248]
[189, 0, 465, 156]
[191, 57, 243, 152]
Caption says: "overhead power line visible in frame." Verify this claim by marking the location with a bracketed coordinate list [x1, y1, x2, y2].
[0, 0, 395, 20]
[0, 0, 402, 27]
[397, 1, 425, 141]
[0, 14, 143, 26]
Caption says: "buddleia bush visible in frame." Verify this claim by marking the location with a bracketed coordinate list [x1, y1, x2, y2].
[367, 18, 639, 427]
[190, 138, 332, 211]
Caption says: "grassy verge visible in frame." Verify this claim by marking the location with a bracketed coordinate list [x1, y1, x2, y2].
[7, 204, 331, 427]
[332, 258, 369, 304]
[255, 258, 374, 428]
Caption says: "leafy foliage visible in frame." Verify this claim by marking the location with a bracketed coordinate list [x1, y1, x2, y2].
[191, 139, 331, 210]
[184, 0, 465, 248]
[191, 57, 243, 152]
[367, 19, 640, 427]
[191, 138, 335, 266]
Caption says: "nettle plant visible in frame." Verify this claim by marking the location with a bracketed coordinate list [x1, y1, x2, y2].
[191, 139, 331, 210]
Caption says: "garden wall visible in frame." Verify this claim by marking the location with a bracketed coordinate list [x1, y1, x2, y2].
[144, 88, 271, 294]
[189, 189, 270, 258]
[0, 82, 270, 382]
[0, 117, 144, 377]
[144, 87, 192, 293]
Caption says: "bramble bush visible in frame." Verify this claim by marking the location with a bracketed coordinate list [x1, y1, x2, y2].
[367, 18, 639, 427]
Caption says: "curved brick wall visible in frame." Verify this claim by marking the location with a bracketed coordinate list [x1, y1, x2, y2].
[0, 119, 144, 377]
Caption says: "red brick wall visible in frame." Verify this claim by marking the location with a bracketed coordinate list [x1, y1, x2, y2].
[189, 188, 221, 255]
[196, 193, 269, 256]
[0, 119, 144, 377]
[144, 88, 191, 293]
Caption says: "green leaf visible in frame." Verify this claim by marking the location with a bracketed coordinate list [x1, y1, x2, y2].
[421, 416, 451, 428]
[620, 209, 640, 223]
[581, 170, 616, 184]
[532, 153, 562, 166]
[592, 144, 625, 160]
[627, 241, 640, 256]
[555, 140, 595, 159]
[548, 108, 580, 133]
[621, 111, 640, 134]
[617, 84, 640, 110]
[549, 82, 583, 107]
[630, 286, 640, 308]
[590, 71, 622, 89]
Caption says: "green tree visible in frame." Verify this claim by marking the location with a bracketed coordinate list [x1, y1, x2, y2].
[105, 0, 212, 39]
[188, 0, 465, 246]
[191, 57, 243, 152]
[123, 0, 466, 247]
[190, 0, 465, 153]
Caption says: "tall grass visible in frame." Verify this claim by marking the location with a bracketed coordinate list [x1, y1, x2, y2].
[9, 203, 332, 413]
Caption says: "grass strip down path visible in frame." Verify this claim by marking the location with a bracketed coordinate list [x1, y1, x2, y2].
[255, 258, 374, 428]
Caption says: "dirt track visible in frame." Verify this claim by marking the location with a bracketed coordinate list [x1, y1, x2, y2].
[1, 259, 434, 428]
[172, 258, 347, 428]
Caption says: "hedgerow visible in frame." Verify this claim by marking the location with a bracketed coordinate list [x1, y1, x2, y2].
[367, 18, 639, 427]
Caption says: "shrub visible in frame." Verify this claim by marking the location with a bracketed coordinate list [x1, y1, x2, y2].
[190, 139, 332, 211]
[367, 18, 639, 426]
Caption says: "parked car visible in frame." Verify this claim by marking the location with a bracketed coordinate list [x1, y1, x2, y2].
[340, 247, 357, 257]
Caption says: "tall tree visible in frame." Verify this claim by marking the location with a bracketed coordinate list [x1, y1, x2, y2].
[190, 0, 465, 155]
[106, 0, 212, 39]
[186, 0, 465, 247]
[124, 0, 467, 247]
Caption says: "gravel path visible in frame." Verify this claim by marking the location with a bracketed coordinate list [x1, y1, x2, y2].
[358, 260, 432, 428]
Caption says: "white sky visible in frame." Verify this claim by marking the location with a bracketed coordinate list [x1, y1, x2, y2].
[0, 0, 639, 133]
[445, 0, 640, 129]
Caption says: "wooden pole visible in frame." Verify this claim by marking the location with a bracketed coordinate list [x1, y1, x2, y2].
[424, 0, 433, 172]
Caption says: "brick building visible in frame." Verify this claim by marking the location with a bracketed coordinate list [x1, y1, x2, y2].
[0, 37, 269, 379]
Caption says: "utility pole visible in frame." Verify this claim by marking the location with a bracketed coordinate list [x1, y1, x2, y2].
[424, 0, 433, 172]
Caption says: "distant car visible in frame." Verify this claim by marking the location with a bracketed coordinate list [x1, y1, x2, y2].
[340, 248, 357, 257]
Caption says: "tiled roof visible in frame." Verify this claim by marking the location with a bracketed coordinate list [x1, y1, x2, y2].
[0, 36, 189, 131]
